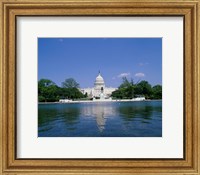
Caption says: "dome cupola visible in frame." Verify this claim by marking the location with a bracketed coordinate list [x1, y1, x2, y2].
[94, 71, 105, 86]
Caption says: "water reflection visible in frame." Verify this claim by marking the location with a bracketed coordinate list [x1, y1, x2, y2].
[38, 101, 162, 137]
[61, 107, 80, 125]
[38, 104, 80, 133]
[81, 104, 117, 132]
[118, 105, 153, 122]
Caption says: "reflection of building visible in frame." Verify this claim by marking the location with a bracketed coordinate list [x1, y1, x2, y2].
[81, 104, 116, 132]
[81, 72, 117, 99]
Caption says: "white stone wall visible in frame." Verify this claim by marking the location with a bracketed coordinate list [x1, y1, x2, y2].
[81, 87, 117, 98]
[104, 87, 118, 96]
[81, 88, 94, 98]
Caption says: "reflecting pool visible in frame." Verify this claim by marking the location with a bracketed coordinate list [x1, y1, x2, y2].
[38, 101, 162, 137]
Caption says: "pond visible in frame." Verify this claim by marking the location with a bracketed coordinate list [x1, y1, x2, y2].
[38, 101, 162, 137]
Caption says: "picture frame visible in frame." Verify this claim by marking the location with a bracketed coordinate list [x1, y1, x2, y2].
[0, 0, 199, 174]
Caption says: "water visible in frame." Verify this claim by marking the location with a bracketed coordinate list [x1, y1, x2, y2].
[38, 101, 162, 137]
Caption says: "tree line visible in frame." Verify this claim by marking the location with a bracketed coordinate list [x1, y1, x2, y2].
[38, 77, 162, 102]
[38, 78, 85, 102]
[111, 77, 162, 100]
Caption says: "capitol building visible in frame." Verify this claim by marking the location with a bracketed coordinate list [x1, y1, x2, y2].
[81, 72, 117, 99]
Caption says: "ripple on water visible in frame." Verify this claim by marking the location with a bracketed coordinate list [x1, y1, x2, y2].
[38, 101, 162, 137]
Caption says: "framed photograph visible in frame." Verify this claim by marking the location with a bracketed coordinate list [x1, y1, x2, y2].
[0, 0, 199, 174]
[37, 37, 162, 138]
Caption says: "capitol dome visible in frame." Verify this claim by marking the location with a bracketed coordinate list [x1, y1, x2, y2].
[81, 71, 117, 99]
[94, 72, 105, 86]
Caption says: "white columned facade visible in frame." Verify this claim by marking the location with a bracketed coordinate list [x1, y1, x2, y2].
[81, 72, 117, 99]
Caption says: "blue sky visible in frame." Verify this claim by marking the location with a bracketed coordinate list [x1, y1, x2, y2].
[38, 38, 162, 88]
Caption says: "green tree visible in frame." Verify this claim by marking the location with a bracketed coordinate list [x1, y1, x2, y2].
[64, 88, 84, 100]
[84, 92, 88, 98]
[119, 77, 131, 89]
[152, 85, 162, 99]
[112, 79, 161, 100]
[62, 78, 80, 88]
[38, 79, 60, 102]
[61, 78, 84, 100]
[134, 81, 152, 99]
[112, 77, 135, 99]
[111, 89, 124, 99]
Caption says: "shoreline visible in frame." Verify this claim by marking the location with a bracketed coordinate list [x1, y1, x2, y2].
[38, 99, 162, 104]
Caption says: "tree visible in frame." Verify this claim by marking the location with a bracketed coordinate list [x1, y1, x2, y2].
[152, 85, 162, 99]
[38, 78, 55, 89]
[119, 77, 131, 89]
[111, 89, 124, 99]
[62, 78, 79, 88]
[111, 79, 161, 100]
[38, 78, 86, 102]
[61, 78, 84, 100]
[112, 77, 135, 99]
[38, 79, 60, 102]
[134, 81, 152, 99]
[84, 92, 88, 98]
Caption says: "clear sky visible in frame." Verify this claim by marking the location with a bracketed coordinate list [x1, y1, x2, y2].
[38, 38, 162, 88]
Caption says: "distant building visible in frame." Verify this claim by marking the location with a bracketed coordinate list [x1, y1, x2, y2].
[81, 72, 117, 99]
